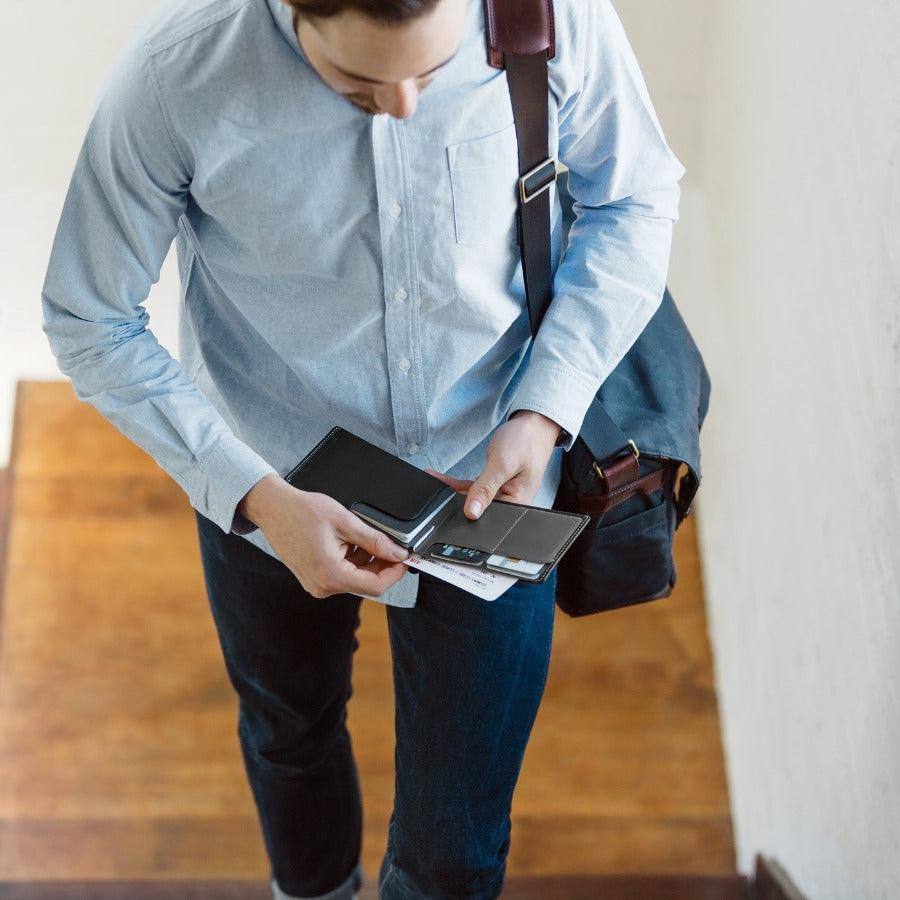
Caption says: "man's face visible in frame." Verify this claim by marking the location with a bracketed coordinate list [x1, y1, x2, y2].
[285, 0, 467, 119]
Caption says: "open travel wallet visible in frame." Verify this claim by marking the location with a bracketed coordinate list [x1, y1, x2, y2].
[284, 427, 590, 596]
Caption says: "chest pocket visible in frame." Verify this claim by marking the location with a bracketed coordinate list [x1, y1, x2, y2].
[446, 122, 520, 245]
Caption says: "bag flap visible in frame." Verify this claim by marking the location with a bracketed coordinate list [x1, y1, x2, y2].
[557, 172, 710, 482]
[583, 288, 711, 483]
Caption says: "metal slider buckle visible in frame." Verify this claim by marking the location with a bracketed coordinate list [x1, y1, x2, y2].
[592, 439, 640, 486]
[518, 157, 559, 204]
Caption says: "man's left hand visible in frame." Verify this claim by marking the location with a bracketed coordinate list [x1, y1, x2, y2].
[425, 410, 562, 520]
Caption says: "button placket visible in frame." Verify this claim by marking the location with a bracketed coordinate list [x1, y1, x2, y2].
[394, 119, 429, 452]
[372, 116, 424, 455]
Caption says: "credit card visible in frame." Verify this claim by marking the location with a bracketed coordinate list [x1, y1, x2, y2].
[485, 554, 544, 576]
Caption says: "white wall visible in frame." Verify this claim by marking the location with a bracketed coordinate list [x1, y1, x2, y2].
[0, 1, 182, 467]
[684, 2, 900, 897]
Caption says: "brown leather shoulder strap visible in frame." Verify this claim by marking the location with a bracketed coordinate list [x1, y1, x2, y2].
[483, 0, 556, 69]
[482, 0, 557, 335]
[483, 0, 637, 463]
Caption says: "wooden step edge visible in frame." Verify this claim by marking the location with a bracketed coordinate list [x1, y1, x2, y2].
[0, 466, 9, 617]
[1, 379, 27, 565]
[0, 875, 751, 900]
[0, 379, 27, 659]
[7, 380, 26, 477]
[753, 854, 809, 900]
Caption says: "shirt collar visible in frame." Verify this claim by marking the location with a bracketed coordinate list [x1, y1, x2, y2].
[264, 0, 310, 64]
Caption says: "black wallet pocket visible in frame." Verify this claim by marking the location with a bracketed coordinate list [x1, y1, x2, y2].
[285, 427, 450, 525]
[492, 507, 589, 564]
[424, 499, 528, 554]
[422, 499, 590, 580]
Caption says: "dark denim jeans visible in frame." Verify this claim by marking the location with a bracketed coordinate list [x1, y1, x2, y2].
[194, 508, 557, 899]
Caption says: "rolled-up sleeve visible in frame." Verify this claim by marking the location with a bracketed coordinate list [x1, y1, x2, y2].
[508, 0, 686, 451]
[40, 33, 277, 534]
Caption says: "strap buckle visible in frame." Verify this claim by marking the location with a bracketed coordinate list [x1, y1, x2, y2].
[592, 440, 640, 487]
[518, 157, 559, 204]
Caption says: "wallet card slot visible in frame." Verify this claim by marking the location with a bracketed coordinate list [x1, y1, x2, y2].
[350, 488, 454, 530]
[487, 506, 529, 553]
[492, 507, 591, 564]
[427, 499, 528, 556]
[484, 559, 550, 582]
[424, 499, 590, 582]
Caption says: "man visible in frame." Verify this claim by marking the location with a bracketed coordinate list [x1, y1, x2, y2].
[40, 0, 684, 896]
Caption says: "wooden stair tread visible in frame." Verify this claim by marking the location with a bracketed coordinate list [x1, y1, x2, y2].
[0, 876, 749, 900]
[0, 381, 737, 881]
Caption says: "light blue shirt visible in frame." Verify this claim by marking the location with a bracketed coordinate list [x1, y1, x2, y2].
[40, 0, 684, 607]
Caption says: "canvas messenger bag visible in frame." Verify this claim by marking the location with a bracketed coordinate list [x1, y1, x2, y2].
[484, 0, 712, 616]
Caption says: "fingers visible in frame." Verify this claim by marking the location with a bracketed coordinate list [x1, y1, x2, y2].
[345, 545, 376, 566]
[338, 513, 410, 562]
[314, 511, 410, 599]
[305, 546, 408, 599]
[428, 465, 521, 520]
[424, 468, 473, 494]
[334, 556, 409, 598]
[465, 462, 515, 519]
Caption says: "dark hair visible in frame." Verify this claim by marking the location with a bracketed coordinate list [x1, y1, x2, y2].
[287, 0, 442, 23]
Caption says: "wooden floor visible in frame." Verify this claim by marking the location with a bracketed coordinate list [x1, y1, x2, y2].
[0, 381, 736, 889]
[0, 875, 750, 900]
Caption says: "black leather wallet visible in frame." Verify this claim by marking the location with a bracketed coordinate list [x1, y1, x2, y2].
[285, 427, 590, 583]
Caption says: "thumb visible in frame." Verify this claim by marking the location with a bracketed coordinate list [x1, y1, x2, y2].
[465, 467, 506, 520]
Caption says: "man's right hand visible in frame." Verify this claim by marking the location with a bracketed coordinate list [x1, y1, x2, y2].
[238, 474, 411, 599]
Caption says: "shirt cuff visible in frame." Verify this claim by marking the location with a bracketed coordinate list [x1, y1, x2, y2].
[192, 434, 280, 536]
[507, 357, 599, 453]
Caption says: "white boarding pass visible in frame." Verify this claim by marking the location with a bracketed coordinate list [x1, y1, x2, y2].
[405, 552, 516, 601]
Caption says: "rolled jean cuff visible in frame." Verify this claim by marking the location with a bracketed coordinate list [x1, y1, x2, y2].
[271, 861, 364, 900]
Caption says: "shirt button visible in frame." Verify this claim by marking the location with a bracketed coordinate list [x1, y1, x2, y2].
[408, 443, 420, 454]
[394, 287, 408, 302]
[389, 202, 402, 219]
[398, 357, 411, 372]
